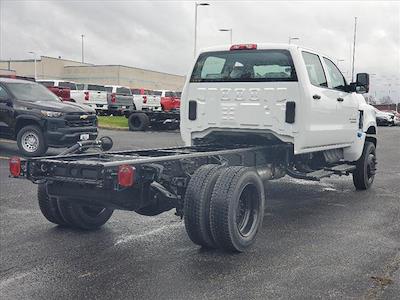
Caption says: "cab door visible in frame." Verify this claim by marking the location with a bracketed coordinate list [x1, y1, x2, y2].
[0, 84, 14, 138]
[321, 57, 359, 144]
[299, 51, 342, 149]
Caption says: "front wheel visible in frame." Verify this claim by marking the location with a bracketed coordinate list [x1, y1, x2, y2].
[17, 125, 48, 157]
[353, 141, 376, 190]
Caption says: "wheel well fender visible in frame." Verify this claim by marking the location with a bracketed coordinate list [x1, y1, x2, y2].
[15, 117, 43, 138]
[366, 126, 376, 134]
[366, 135, 377, 148]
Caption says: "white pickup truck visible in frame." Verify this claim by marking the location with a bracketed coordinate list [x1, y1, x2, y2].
[131, 88, 161, 111]
[11, 43, 377, 253]
[37, 80, 108, 114]
[74, 83, 108, 114]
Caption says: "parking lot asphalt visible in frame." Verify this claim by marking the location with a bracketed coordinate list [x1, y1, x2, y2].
[0, 128, 399, 299]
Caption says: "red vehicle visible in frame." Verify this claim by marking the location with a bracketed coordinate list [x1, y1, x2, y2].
[156, 90, 181, 111]
[37, 80, 71, 102]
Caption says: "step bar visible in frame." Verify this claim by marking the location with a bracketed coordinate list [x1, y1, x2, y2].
[287, 164, 356, 181]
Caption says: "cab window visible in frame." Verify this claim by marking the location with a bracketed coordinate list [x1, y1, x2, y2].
[191, 50, 297, 82]
[302, 52, 327, 88]
[0, 85, 10, 100]
[323, 58, 347, 91]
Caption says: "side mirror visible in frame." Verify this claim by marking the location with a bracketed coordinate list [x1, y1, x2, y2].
[0, 98, 12, 106]
[355, 73, 369, 94]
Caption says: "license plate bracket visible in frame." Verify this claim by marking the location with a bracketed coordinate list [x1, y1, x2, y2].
[80, 133, 90, 141]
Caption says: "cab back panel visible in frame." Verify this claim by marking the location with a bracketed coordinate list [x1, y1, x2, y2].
[182, 82, 301, 144]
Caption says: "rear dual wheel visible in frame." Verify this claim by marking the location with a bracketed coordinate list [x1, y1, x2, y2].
[184, 165, 265, 252]
[128, 113, 150, 131]
[37, 183, 113, 230]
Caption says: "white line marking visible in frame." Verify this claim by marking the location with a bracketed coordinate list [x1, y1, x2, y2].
[114, 223, 182, 246]
[0, 271, 31, 289]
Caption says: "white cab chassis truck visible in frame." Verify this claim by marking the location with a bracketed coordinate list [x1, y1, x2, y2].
[11, 44, 377, 253]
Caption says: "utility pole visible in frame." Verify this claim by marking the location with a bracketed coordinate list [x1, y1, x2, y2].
[81, 34, 85, 63]
[351, 17, 357, 82]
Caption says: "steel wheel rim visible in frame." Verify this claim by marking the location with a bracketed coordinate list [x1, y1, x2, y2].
[21, 131, 39, 152]
[236, 184, 259, 237]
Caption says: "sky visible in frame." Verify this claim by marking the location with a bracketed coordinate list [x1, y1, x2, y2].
[0, 0, 399, 100]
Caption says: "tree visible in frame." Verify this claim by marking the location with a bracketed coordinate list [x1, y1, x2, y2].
[363, 95, 376, 104]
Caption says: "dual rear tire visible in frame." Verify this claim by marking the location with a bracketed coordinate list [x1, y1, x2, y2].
[184, 165, 265, 252]
[37, 184, 113, 230]
[128, 113, 150, 131]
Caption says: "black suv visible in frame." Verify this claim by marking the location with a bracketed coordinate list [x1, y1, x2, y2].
[0, 78, 98, 156]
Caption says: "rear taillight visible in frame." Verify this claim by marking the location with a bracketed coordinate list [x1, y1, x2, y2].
[111, 93, 116, 103]
[84, 91, 89, 101]
[9, 156, 21, 177]
[118, 165, 135, 187]
[142, 96, 147, 104]
[230, 44, 257, 50]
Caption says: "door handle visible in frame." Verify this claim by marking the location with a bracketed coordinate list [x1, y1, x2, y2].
[337, 97, 344, 102]
[313, 94, 321, 100]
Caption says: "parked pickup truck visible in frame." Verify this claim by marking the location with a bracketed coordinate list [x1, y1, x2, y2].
[0, 78, 97, 156]
[37, 80, 72, 102]
[74, 83, 108, 114]
[156, 90, 181, 111]
[131, 88, 161, 111]
[10, 44, 376, 253]
[105, 85, 134, 115]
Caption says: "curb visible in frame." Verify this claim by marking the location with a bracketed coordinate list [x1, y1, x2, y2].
[98, 125, 129, 131]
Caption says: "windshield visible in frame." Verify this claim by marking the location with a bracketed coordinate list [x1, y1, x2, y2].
[105, 86, 113, 93]
[190, 49, 297, 82]
[6, 82, 60, 102]
[88, 84, 106, 91]
[152, 91, 162, 96]
[116, 87, 132, 95]
[59, 81, 77, 90]
[38, 81, 54, 87]
[165, 91, 176, 97]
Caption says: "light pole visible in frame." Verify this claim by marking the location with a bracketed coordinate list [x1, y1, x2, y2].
[219, 28, 233, 44]
[194, 2, 210, 57]
[351, 17, 358, 82]
[81, 34, 85, 63]
[288, 37, 299, 44]
[28, 51, 37, 80]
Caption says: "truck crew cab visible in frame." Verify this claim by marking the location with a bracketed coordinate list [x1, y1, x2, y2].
[0, 78, 98, 156]
[9, 44, 377, 252]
